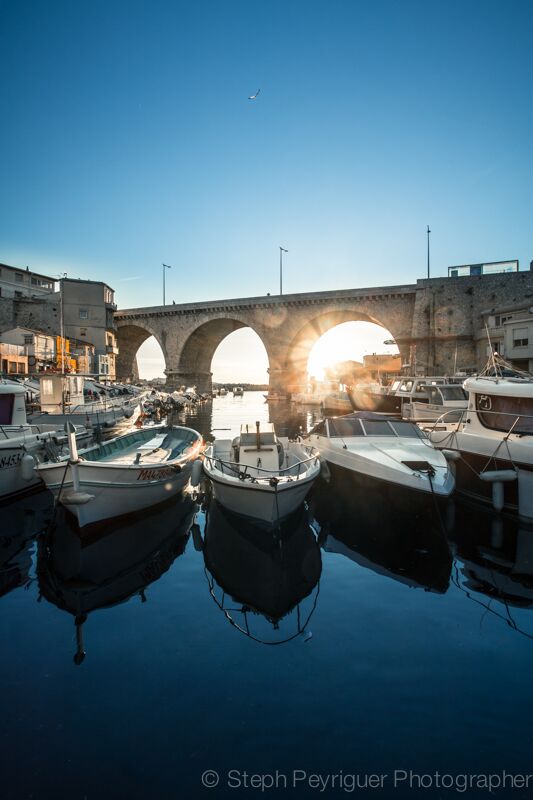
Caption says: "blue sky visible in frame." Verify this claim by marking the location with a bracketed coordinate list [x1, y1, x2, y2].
[1, 0, 532, 378]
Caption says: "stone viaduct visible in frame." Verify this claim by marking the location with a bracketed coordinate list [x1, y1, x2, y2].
[114, 271, 533, 393]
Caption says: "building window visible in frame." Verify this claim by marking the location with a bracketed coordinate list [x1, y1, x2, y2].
[80, 328, 87, 336]
[15, 273, 23, 282]
[14, 291, 22, 298]
[79, 309, 88, 319]
[495, 314, 513, 326]
[23, 334, 34, 345]
[513, 328, 528, 347]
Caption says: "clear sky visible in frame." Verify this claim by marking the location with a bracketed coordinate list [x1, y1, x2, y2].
[1, 0, 532, 379]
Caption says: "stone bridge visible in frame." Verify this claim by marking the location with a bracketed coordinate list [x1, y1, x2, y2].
[114, 272, 533, 392]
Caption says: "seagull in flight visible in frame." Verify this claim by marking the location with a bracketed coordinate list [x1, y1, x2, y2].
[248, 88, 261, 100]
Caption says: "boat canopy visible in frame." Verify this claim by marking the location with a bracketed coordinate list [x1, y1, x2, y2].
[321, 413, 424, 439]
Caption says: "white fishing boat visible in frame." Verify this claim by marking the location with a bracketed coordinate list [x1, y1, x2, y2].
[429, 374, 533, 520]
[28, 374, 138, 429]
[307, 412, 454, 504]
[36, 423, 203, 528]
[232, 386, 244, 396]
[404, 383, 468, 422]
[202, 422, 320, 526]
[0, 382, 90, 502]
[320, 391, 353, 415]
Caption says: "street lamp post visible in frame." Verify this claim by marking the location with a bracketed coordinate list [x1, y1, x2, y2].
[426, 225, 431, 279]
[162, 263, 172, 305]
[279, 247, 288, 295]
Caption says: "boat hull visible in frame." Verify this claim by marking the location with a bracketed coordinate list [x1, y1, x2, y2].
[324, 460, 452, 510]
[207, 472, 315, 527]
[38, 460, 194, 528]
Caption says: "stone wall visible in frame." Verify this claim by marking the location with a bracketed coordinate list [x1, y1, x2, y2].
[0, 296, 60, 336]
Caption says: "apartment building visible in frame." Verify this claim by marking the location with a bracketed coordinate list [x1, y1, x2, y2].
[0, 263, 55, 299]
[61, 278, 118, 379]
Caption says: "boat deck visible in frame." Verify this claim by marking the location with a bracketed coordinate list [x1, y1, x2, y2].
[81, 428, 199, 465]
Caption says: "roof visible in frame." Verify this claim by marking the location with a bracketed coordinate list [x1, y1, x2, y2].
[1, 326, 56, 337]
[0, 263, 55, 282]
[464, 377, 533, 397]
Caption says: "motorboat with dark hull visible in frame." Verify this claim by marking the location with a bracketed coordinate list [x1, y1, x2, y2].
[310, 478, 452, 594]
[307, 412, 455, 508]
[429, 376, 533, 521]
[350, 377, 468, 421]
[37, 495, 197, 663]
[202, 501, 321, 641]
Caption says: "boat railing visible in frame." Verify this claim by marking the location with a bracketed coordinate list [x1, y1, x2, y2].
[426, 406, 533, 436]
[205, 448, 320, 479]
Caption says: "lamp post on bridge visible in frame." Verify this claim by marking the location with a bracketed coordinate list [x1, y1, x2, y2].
[162, 263, 172, 306]
[279, 247, 288, 295]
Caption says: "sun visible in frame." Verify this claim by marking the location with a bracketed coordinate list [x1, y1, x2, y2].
[307, 321, 399, 381]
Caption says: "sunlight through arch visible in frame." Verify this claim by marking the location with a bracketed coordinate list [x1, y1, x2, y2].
[136, 336, 166, 380]
[307, 321, 399, 381]
[211, 328, 269, 385]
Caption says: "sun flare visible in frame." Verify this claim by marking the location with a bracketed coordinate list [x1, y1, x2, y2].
[307, 322, 399, 381]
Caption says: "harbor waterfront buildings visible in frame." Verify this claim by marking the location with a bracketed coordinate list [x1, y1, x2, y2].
[2, 259, 533, 390]
[0, 267, 117, 380]
[0, 263, 55, 300]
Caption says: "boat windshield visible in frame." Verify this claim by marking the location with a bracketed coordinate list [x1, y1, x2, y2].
[440, 386, 467, 400]
[328, 418, 423, 438]
[475, 393, 533, 434]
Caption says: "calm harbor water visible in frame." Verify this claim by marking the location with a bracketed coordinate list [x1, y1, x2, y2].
[2, 392, 533, 799]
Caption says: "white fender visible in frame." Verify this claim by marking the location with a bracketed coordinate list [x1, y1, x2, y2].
[320, 459, 331, 483]
[190, 458, 203, 488]
[20, 453, 36, 481]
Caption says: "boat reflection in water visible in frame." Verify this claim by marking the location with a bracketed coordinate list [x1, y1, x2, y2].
[202, 501, 322, 643]
[448, 502, 533, 627]
[37, 495, 198, 664]
[1, 492, 53, 599]
[311, 478, 453, 594]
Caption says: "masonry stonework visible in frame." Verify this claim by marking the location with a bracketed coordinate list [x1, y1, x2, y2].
[117, 273, 533, 392]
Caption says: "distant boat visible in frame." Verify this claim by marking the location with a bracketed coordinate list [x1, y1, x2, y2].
[320, 391, 352, 415]
[232, 386, 244, 396]
[263, 391, 290, 402]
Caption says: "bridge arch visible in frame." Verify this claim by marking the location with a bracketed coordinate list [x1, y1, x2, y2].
[284, 308, 404, 392]
[115, 322, 167, 383]
[168, 317, 271, 392]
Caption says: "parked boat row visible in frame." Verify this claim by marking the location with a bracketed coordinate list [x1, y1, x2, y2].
[19, 359, 533, 530]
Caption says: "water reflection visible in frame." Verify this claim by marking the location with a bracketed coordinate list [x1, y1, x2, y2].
[171, 392, 321, 441]
[0, 492, 53, 600]
[448, 502, 533, 622]
[37, 495, 197, 663]
[203, 501, 322, 643]
[311, 477, 453, 593]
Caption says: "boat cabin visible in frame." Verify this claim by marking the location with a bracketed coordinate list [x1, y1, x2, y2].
[39, 374, 85, 414]
[310, 413, 425, 440]
[0, 382, 29, 426]
[464, 378, 533, 435]
[233, 422, 282, 476]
